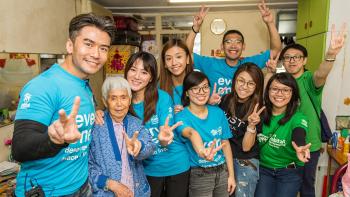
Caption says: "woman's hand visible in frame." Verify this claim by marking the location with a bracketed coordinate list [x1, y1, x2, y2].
[292, 141, 311, 163]
[174, 105, 184, 114]
[95, 109, 105, 125]
[123, 130, 141, 157]
[158, 116, 183, 146]
[208, 83, 223, 105]
[199, 140, 225, 161]
[108, 180, 134, 197]
[247, 104, 265, 129]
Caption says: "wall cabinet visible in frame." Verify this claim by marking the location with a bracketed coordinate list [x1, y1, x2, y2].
[296, 0, 330, 39]
[296, 33, 327, 72]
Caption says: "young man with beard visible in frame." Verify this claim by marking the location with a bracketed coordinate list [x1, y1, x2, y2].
[280, 24, 346, 197]
[12, 13, 115, 196]
[187, 0, 281, 97]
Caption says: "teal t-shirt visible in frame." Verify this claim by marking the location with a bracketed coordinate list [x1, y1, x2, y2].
[133, 89, 190, 177]
[193, 51, 270, 95]
[15, 64, 95, 196]
[258, 111, 309, 168]
[172, 85, 183, 106]
[175, 105, 232, 167]
[296, 71, 323, 152]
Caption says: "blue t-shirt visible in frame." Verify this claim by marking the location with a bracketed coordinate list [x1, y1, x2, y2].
[15, 64, 95, 196]
[175, 105, 232, 167]
[172, 85, 183, 106]
[133, 89, 190, 177]
[193, 51, 270, 95]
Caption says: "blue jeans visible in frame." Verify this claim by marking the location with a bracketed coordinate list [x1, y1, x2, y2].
[231, 158, 259, 197]
[189, 164, 229, 197]
[255, 165, 303, 197]
[300, 150, 320, 197]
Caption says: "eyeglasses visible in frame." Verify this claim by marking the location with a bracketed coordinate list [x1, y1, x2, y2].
[282, 55, 304, 62]
[190, 85, 210, 94]
[269, 87, 292, 95]
[236, 78, 256, 89]
[223, 39, 243, 45]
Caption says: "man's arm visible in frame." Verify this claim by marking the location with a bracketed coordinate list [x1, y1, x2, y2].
[258, 0, 282, 58]
[313, 23, 347, 88]
[186, 5, 209, 55]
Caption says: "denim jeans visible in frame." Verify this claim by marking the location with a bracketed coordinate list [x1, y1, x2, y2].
[255, 165, 303, 197]
[61, 179, 92, 197]
[300, 150, 320, 197]
[189, 164, 229, 197]
[231, 158, 259, 197]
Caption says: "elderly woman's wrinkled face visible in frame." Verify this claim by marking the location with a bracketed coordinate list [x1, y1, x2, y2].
[105, 89, 131, 123]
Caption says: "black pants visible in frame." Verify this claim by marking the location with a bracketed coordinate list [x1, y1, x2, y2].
[147, 170, 190, 197]
[300, 150, 320, 197]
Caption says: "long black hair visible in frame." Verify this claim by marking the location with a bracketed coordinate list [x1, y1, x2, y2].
[263, 72, 300, 125]
[181, 71, 210, 107]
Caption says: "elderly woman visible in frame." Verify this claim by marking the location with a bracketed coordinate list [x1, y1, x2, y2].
[89, 77, 155, 197]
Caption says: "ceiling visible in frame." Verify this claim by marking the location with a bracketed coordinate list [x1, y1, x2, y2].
[92, 0, 297, 15]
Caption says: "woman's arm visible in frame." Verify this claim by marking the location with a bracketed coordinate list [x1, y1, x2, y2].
[222, 139, 236, 195]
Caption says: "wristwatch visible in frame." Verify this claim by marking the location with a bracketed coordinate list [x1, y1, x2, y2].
[103, 179, 110, 191]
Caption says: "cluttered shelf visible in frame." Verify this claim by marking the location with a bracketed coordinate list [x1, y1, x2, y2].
[0, 161, 18, 196]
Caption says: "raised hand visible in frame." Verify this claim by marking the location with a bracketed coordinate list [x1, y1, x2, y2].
[292, 141, 311, 163]
[208, 83, 224, 105]
[174, 105, 184, 114]
[199, 140, 225, 161]
[48, 97, 82, 144]
[258, 0, 274, 24]
[123, 130, 141, 157]
[95, 109, 105, 125]
[192, 5, 209, 32]
[326, 23, 347, 57]
[158, 116, 183, 146]
[247, 104, 265, 128]
[266, 52, 280, 73]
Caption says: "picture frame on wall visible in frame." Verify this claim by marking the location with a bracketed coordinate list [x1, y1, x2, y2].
[336, 115, 350, 130]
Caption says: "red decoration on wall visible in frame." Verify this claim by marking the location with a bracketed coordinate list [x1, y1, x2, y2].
[0, 59, 6, 68]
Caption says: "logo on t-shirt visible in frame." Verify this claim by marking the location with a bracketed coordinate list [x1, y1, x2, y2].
[20, 93, 31, 109]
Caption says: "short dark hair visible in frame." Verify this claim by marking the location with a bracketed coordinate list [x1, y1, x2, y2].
[222, 29, 245, 44]
[264, 72, 300, 125]
[69, 13, 115, 42]
[182, 71, 210, 107]
[280, 43, 308, 59]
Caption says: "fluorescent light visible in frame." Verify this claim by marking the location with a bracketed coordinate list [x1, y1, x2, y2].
[169, 0, 235, 3]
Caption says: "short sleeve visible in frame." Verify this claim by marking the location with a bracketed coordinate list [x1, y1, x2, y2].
[219, 110, 232, 139]
[15, 77, 58, 126]
[292, 113, 309, 133]
[193, 53, 214, 71]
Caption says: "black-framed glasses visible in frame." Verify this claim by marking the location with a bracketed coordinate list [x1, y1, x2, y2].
[282, 55, 304, 62]
[190, 85, 210, 94]
[269, 87, 292, 95]
[223, 39, 243, 45]
[236, 78, 256, 89]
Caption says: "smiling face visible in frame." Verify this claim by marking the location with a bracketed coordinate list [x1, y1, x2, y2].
[188, 79, 211, 106]
[105, 89, 131, 123]
[282, 48, 307, 78]
[268, 80, 293, 112]
[234, 71, 256, 102]
[66, 26, 111, 78]
[126, 58, 152, 94]
[222, 33, 245, 62]
[164, 46, 189, 77]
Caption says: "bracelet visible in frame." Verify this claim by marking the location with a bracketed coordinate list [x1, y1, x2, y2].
[247, 126, 256, 134]
[325, 58, 336, 62]
[192, 26, 199, 34]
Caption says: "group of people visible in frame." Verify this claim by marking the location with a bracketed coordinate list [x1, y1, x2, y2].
[11, 0, 347, 197]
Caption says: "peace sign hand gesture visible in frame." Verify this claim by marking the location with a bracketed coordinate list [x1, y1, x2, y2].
[292, 141, 311, 163]
[258, 0, 274, 24]
[326, 23, 347, 58]
[158, 116, 183, 146]
[208, 83, 224, 105]
[247, 104, 265, 128]
[199, 140, 225, 161]
[192, 5, 209, 33]
[123, 131, 142, 157]
[266, 52, 280, 74]
[48, 96, 82, 144]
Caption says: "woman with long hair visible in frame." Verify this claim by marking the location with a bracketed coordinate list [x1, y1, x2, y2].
[124, 51, 190, 197]
[255, 72, 311, 197]
[219, 62, 265, 197]
[175, 71, 235, 197]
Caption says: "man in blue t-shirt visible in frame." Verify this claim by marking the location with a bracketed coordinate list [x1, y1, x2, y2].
[12, 13, 115, 196]
[187, 0, 281, 96]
